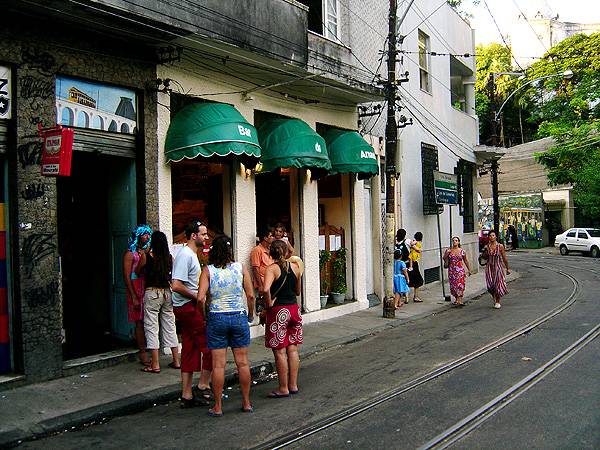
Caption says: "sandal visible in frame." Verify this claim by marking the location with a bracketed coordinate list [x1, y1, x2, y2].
[168, 362, 181, 369]
[241, 406, 254, 413]
[193, 386, 212, 401]
[180, 397, 208, 408]
[140, 366, 160, 373]
[267, 391, 289, 398]
[413, 298, 423, 303]
[208, 409, 224, 417]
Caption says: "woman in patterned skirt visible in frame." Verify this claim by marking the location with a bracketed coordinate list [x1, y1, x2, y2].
[263, 240, 303, 398]
[484, 230, 510, 309]
[444, 236, 472, 306]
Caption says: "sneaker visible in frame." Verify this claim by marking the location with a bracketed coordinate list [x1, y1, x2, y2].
[494, 303, 501, 309]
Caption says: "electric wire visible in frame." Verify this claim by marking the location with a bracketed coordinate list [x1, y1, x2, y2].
[482, 0, 525, 72]
[64, 0, 382, 103]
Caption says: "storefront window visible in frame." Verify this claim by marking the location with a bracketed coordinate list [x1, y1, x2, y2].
[171, 160, 231, 243]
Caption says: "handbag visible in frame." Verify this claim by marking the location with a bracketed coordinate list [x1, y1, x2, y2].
[478, 246, 489, 267]
[443, 250, 449, 269]
[259, 263, 289, 326]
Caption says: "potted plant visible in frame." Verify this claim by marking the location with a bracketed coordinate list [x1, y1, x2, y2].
[319, 250, 331, 308]
[330, 247, 347, 305]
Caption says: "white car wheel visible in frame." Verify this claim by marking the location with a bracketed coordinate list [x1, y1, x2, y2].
[559, 245, 569, 256]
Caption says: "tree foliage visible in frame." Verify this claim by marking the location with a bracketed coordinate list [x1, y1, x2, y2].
[474, 43, 537, 145]
[531, 32, 600, 219]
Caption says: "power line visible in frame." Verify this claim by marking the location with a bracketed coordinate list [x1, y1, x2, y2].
[65, 0, 382, 104]
[403, 0, 447, 39]
[482, 0, 525, 72]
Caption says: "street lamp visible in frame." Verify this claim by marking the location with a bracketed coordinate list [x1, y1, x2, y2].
[494, 70, 574, 122]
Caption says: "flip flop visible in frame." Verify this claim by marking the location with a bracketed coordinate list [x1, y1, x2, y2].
[289, 389, 299, 395]
[208, 409, 224, 417]
[241, 406, 254, 413]
[267, 391, 290, 398]
[168, 362, 181, 369]
[141, 366, 160, 373]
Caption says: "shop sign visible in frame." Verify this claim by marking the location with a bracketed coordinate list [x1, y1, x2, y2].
[0, 66, 11, 119]
[40, 126, 74, 176]
[433, 170, 458, 205]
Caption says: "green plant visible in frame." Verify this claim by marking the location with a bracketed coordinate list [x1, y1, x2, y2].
[330, 247, 347, 294]
[319, 250, 331, 296]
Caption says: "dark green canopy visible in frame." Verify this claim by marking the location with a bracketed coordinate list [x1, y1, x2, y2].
[258, 118, 331, 178]
[323, 128, 379, 178]
[165, 103, 261, 164]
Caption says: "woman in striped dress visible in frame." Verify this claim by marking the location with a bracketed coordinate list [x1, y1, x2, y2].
[485, 230, 510, 309]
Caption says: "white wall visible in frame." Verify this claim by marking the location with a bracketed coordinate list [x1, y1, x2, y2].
[345, 1, 479, 285]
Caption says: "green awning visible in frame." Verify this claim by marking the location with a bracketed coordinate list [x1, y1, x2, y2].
[324, 128, 379, 178]
[258, 118, 331, 178]
[165, 103, 261, 164]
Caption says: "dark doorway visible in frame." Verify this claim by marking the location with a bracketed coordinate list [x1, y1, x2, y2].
[58, 152, 136, 359]
[255, 170, 292, 240]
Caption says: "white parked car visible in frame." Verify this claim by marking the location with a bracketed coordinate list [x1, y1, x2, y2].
[554, 228, 600, 257]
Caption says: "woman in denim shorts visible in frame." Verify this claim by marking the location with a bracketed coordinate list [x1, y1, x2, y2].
[197, 235, 255, 417]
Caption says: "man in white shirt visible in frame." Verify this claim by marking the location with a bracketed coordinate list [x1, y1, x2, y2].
[172, 220, 212, 408]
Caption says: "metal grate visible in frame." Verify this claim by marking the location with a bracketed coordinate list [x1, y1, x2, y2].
[421, 143, 439, 216]
[424, 266, 440, 284]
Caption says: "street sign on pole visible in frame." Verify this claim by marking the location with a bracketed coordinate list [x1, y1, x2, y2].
[433, 171, 458, 205]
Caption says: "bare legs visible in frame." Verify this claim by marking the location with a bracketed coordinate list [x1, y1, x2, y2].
[272, 345, 300, 394]
[148, 346, 180, 371]
[413, 287, 422, 302]
[210, 347, 251, 414]
[135, 320, 148, 365]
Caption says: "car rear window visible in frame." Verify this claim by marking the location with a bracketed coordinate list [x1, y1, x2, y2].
[588, 229, 600, 237]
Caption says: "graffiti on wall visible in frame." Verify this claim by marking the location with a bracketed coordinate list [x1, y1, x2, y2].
[17, 140, 43, 169]
[22, 233, 56, 277]
[19, 75, 53, 100]
[24, 281, 58, 307]
[21, 183, 45, 201]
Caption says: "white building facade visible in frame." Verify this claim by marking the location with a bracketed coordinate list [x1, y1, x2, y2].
[509, 4, 600, 69]
[350, 1, 480, 294]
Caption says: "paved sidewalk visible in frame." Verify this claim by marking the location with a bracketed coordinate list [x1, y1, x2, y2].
[0, 269, 519, 448]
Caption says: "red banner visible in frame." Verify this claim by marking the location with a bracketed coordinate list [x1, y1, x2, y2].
[41, 126, 74, 177]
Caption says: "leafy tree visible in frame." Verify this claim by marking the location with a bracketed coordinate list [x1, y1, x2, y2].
[532, 33, 600, 220]
[474, 43, 536, 145]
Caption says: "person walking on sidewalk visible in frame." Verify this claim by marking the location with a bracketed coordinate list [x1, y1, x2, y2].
[197, 235, 255, 417]
[443, 236, 472, 307]
[484, 230, 510, 309]
[136, 231, 180, 373]
[408, 232, 424, 302]
[172, 220, 212, 408]
[393, 250, 410, 309]
[123, 224, 152, 367]
[263, 240, 303, 398]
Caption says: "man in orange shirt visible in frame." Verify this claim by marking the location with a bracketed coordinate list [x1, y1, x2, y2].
[250, 227, 274, 296]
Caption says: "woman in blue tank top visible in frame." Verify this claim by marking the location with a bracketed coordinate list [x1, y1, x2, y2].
[197, 235, 255, 416]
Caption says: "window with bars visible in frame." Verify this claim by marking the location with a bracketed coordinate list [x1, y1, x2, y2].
[456, 160, 475, 232]
[421, 143, 439, 216]
[418, 30, 431, 93]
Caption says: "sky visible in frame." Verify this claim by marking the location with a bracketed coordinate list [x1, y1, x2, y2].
[463, 0, 600, 45]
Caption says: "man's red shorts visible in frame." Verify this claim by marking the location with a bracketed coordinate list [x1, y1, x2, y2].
[173, 302, 212, 372]
[265, 304, 303, 349]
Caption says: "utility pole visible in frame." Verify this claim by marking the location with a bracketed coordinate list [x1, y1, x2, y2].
[382, 0, 398, 318]
[489, 74, 501, 235]
[382, 0, 414, 318]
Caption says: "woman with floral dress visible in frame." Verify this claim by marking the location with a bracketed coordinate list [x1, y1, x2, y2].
[444, 237, 472, 306]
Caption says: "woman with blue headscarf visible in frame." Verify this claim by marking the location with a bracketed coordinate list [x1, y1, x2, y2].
[123, 224, 152, 366]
